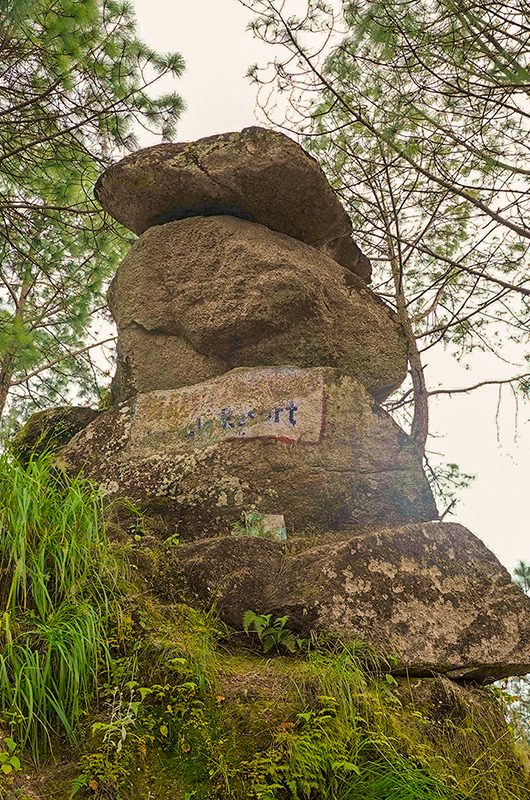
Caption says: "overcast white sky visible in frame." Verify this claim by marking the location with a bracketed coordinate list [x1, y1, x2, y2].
[132, 0, 529, 572]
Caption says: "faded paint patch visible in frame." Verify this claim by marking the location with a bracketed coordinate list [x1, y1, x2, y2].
[130, 367, 325, 448]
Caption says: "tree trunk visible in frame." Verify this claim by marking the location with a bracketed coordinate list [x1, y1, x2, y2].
[0, 351, 16, 420]
[385, 232, 429, 459]
[0, 277, 32, 421]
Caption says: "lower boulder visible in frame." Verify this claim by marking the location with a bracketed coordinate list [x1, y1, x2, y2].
[11, 405, 100, 462]
[60, 366, 437, 538]
[166, 522, 530, 683]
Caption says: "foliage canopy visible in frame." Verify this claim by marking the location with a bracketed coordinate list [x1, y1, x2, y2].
[0, 0, 184, 428]
[241, 0, 530, 486]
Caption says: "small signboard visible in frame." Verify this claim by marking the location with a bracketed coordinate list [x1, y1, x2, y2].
[131, 367, 325, 447]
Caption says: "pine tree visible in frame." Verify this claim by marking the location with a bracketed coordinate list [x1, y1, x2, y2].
[241, 0, 530, 492]
[0, 0, 184, 427]
[514, 561, 530, 595]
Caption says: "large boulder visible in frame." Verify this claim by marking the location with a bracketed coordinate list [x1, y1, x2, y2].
[95, 127, 371, 281]
[165, 522, 530, 683]
[11, 405, 100, 462]
[109, 325, 227, 407]
[60, 366, 437, 538]
[108, 216, 406, 404]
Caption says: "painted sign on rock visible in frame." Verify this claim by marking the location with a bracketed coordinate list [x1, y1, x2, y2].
[131, 367, 325, 447]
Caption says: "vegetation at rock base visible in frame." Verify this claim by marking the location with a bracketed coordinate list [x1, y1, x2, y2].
[0, 452, 122, 761]
[243, 610, 304, 654]
[0, 454, 527, 800]
[0, 0, 184, 431]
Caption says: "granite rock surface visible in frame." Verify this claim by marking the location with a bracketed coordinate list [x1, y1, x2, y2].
[61, 366, 437, 538]
[95, 126, 371, 280]
[108, 216, 404, 403]
[168, 522, 530, 683]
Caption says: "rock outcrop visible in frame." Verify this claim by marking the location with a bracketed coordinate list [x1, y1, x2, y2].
[11, 405, 99, 462]
[95, 126, 372, 281]
[50, 125, 530, 690]
[161, 522, 530, 683]
[62, 367, 437, 537]
[108, 216, 406, 404]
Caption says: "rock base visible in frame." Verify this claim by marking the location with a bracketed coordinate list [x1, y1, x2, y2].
[166, 521, 530, 682]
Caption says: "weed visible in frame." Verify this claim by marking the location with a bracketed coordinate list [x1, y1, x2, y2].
[71, 684, 149, 800]
[0, 735, 22, 792]
[71, 750, 131, 800]
[71, 655, 215, 799]
[231, 513, 264, 538]
[232, 513, 286, 542]
[163, 532, 181, 547]
[243, 611, 304, 655]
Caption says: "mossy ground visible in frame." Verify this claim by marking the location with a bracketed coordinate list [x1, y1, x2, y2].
[1, 461, 529, 800]
[8, 585, 530, 800]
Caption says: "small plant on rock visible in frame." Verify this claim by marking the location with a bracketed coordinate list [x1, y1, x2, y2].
[164, 531, 181, 547]
[231, 513, 265, 538]
[243, 611, 303, 655]
[0, 736, 22, 787]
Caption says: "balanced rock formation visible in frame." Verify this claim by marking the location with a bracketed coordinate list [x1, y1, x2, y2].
[62, 367, 437, 538]
[52, 126, 530, 691]
[108, 216, 406, 404]
[95, 126, 372, 281]
[161, 522, 530, 683]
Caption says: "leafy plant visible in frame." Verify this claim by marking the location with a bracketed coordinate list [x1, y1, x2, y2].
[0, 736, 22, 780]
[164, 531, 181, 547]
[70, 751, 131, 800]
[90, 687, 144, 756]
[243, 611, 303, 655]
[232, 513, 287, 541]
[71, 683, 147, 800]
[232, 513, 265, 538]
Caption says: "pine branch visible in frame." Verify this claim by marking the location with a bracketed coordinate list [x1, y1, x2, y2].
[10, 336, 117, 388]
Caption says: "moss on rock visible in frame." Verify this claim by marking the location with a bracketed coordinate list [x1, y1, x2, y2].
[8, 582, 530, 800]
[11, 406, 99, 462]
[2, 501, 528, 800]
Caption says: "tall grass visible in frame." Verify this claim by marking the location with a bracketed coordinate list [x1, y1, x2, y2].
[0, 452, 121, 760]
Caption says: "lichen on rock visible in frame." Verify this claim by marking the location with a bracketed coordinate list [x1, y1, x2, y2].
[162, 521, 530, 683]
[61, 366, 438, 539]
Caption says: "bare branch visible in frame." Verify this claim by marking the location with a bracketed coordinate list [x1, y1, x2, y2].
[428, 373, 530, 398]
